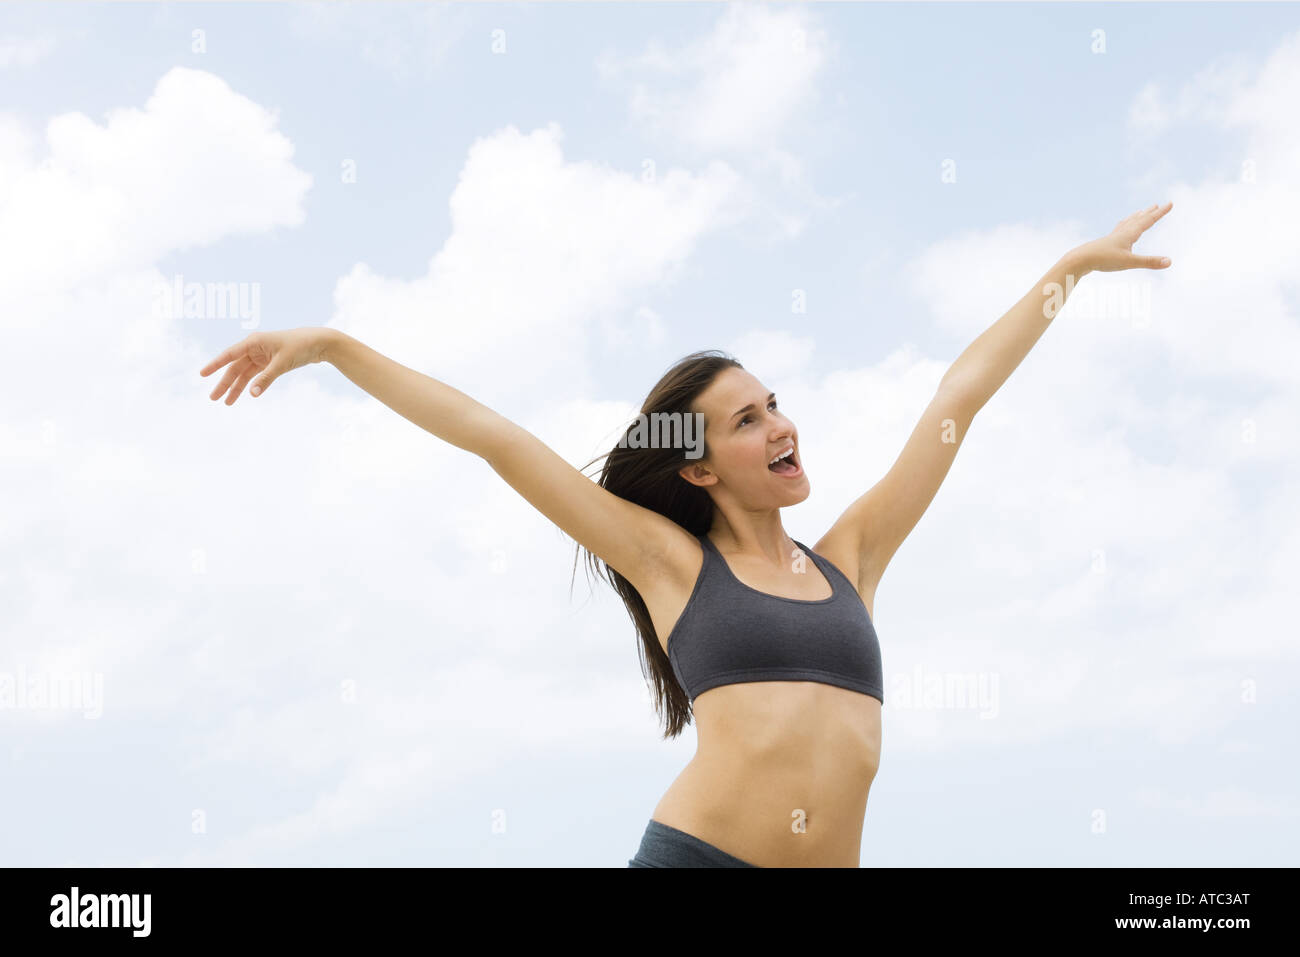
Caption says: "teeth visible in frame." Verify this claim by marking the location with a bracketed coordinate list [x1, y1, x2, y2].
[769, 447, 794, 465]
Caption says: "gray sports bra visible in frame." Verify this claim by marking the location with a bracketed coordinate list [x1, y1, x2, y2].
[666, 533, 885, 705]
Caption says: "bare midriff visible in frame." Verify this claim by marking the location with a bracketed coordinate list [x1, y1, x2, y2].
[650, 679, 882, 868]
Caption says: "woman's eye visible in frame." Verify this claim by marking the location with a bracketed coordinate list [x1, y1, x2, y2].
[739, 401, 777, 428]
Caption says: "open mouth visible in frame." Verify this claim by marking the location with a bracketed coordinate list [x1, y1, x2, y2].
[767, 447, 801, 477]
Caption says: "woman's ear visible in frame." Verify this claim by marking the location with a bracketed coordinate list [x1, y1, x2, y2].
[678, 461, 717, 488]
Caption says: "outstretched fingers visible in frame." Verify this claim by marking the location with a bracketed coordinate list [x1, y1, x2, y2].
[1144, 200, 1173, 227]
[1118, 200, 1173, 234]
[209, 356, 252, 402]
[200, 340, 249, 378]
[1134, 202, 1173, 266]
[224, 364, 259, 405]
[1135, 201, 1173, 235]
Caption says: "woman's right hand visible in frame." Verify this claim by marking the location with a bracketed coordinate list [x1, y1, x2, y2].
[199, 327, 334, 404]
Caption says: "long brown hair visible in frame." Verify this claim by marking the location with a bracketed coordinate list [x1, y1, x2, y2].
[572, 350, 743, 739]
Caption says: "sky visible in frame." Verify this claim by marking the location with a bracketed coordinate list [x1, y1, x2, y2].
[1, 1, 1297, 867]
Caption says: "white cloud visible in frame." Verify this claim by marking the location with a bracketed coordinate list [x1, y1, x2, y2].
[0, 33, 55, 69]
[325, 121, 745, 407]
[727, 328, 816, 381]
[1126, 48, 1257, 137]
[0, 67, 311, 305]
[595, 4, 850, 244]
[598, 305, 667, 351]
[599, 2, 832, 155]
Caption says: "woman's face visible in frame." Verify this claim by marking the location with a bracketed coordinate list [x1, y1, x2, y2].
[681, 367, 809, 505]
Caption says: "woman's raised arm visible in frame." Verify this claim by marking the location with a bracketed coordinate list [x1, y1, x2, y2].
[819, 201, 1175, 602]
[200, 328, 691, 592]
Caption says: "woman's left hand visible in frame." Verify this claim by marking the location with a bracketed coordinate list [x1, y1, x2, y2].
[1070, 201, 1174, 275]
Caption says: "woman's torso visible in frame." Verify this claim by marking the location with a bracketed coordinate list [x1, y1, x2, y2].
[639, 532, 882, 868]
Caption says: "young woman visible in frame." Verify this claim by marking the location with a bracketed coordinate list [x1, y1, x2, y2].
[200, 202, 1173, 867]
